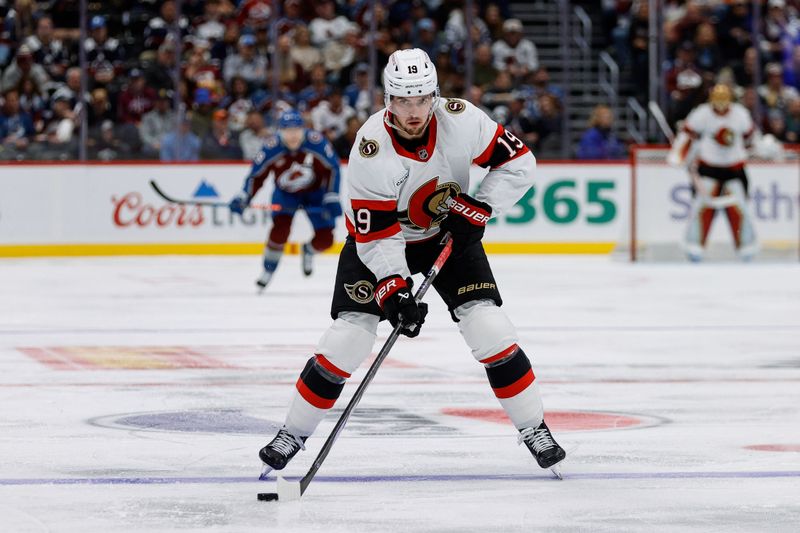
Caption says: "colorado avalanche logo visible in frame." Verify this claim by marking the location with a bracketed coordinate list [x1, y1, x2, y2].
[359, 137, 379, 158]
[275, 162, 315, 193]
[444, 98, 466, 114]
[398, 177, 461, 230]
[713, 127, 734, 147]
[344, 280, 375, 304]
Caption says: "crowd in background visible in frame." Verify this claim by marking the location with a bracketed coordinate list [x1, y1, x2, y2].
[0, 0, 566, 162]
[602, 0, 800, 145]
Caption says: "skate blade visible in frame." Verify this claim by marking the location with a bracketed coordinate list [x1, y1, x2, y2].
[276, 475, 302, 501]
[258, 464, 273, 481]
[550, 464, 563, 480]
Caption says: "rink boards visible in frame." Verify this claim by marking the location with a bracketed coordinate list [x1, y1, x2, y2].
[0, 160, 797, 257]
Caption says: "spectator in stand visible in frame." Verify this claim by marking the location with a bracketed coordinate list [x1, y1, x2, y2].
[90, 119, 132, 161]
[576, 104, 625, 160]
[17, 76, 46, 132]
[321, 21, 359, 77]
[502, 90, 538, 149]
[236, 0, 273, 30]
[413, 18, 441, 60]
[444, 3, 491, 61]
[144, 0, 190, 52]
[733, 46, 758, 88]
[331, 114, 360, 159]
[311, 87, 356, 140]
[1, 44, 48, 95]
[22, 15, 68, 82]
[195, 0, 227, 42]
[718, 0, 753, 67]
[483, 3, 505, 41]
[201, 108, 242, 160]
[50, 67, 89, 113]
[783, 96, 800, 142]
[0, 88, 34, 156]
[277, 0, 306, 36]
[145, 43, 177, 92]
[310, 0, 351, 47]
[223, 33, 268, 87]
[344, 62, 372, 120]
[525, 66, 564, 106]
[184, 38, 222, 98]
[290, 24, 323, 88]
[160, 112, 201, 162]
[117, 69, 156, 125]
[666, 41, 706, 125]
[491, 18, 538, 82]
[482, 69, 515, 111]
[221, 75, 254, 133]
[190, 87, 216, 138]
[694, 22, 721, 75]
[759, 62, 800, 114]
[760, 0, 798, 65]
[472, 42, 498, 90]
[139, 89, 175, 159]
[628, 1, 650, 102]
[531, 93, 562, 152]
[239, 109, 268, 161]
[87, 87, 114, 128]
[85, 15, 124, 84]
[298, 63, 332, 112]
[765, 108, 790, 142]
[670, 1, 708, 48]
[33, 92, 76, 156]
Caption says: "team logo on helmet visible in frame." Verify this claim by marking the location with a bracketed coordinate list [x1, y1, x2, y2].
[444, 98, 466, 114]
[398, 177, 461, 230]
[359, 137, 379, 158]
[344, 280, 375, 304]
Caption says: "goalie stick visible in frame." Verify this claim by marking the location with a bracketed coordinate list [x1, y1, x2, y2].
[257, 232, 454, 503]
[149, 179, 322, 212]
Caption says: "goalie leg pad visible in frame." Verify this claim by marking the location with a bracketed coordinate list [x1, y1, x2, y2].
[454, 300, 519, 362]
[721, 179, 758, 256]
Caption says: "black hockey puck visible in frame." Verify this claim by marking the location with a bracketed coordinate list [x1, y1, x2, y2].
[258, 492, 279, 501]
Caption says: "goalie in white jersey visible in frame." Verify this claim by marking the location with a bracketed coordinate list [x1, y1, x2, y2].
[258, 48, 565, 477]
[668, 84, 759, 261]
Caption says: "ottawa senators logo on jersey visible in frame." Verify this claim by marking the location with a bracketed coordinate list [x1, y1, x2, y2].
[359, 137, 379, 158]
[398, 177, 461, 230]
[444, 98, 466, 114]
[713, 127, 735, 147]
[344, 280, 374, 303]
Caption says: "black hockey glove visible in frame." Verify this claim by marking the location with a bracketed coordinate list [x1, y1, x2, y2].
[440, 193, 492, 249]
[375, 275, 428, 338]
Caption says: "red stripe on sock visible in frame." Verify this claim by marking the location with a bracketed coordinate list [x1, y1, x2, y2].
[492, 368, 535, 399]
[296, 378, 336, 409]
[480, 344, 519, 365]
[315, 354, 351, 378]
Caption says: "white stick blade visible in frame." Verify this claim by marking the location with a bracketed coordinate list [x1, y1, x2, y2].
[277, 476, 302, 501]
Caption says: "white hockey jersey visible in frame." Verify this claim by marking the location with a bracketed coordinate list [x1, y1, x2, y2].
[345, 97, 536, 281]
[682, 103, 755, 168]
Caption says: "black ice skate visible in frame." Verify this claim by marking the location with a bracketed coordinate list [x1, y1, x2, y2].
[259, 428, 307, 479]
[301, 243, 314, 276]
[518, 421, 566, 479]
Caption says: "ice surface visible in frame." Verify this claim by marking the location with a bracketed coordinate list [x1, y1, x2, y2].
[1, 253, 799, 532]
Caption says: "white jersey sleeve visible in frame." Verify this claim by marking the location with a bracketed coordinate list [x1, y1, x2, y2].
[464, 101, 537, 217]
[346, 117, 411, 281]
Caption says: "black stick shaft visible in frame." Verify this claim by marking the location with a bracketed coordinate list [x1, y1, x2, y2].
[298, 233, 453, 496]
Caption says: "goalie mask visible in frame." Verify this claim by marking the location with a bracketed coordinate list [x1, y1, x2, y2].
[709, 84, 733, 113]
[383, 48, 440, 135]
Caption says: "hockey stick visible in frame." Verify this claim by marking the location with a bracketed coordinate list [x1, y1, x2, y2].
[149, 179, 308, 212]
[258, 232, 454, 502]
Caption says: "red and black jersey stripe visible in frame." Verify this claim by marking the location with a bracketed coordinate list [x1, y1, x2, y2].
[351, 198, 401, 243]
[473, 124, 530, 169]
[483, 346, 535, 399]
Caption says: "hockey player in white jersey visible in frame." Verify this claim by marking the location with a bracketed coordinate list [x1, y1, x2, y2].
[258, 48, 565, 478]
[667, 84, 759, 261]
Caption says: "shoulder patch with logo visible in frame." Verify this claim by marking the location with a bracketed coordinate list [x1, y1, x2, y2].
[308, 131, 323, 144]
[444, 98, 466, 114]
[265, 136, 279, 149]
[359, 137, 379, 158]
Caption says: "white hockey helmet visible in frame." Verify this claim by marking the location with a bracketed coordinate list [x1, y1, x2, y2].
[383, 48, 439, 103]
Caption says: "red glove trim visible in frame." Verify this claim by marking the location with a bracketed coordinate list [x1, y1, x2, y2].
[449, 197, 491, 227]
[375, 275, 407, 309]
